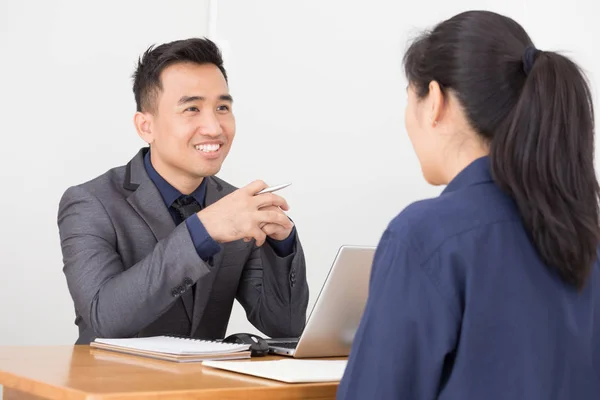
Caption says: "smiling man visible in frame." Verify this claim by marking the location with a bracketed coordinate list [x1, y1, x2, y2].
[57, 38, 308, 344]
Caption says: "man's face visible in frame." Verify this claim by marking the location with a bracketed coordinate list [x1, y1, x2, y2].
[142, 62, 235, 185]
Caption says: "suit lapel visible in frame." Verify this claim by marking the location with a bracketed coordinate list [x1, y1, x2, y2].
[190, 177, 226, 334]
[123, 148, 194, 321]
[126, 182, 175, 243]
[204, 176, 224, 207]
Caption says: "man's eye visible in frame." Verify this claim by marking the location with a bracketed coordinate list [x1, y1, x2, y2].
[185, 106, 199, 112]
[217, 105, 230, 112]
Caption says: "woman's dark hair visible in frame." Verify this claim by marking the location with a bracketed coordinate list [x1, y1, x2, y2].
[132, 37, 227, 113]
[403, 10, 600, 290]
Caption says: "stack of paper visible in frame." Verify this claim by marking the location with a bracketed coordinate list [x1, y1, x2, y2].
[202, 359, 348, 383]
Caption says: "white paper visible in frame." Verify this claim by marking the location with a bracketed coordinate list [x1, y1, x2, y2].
[202, 359, 348, 383]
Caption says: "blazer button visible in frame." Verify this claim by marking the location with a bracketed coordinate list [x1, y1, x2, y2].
[171, 288, 179, 297]
[178, 285, 186, 294]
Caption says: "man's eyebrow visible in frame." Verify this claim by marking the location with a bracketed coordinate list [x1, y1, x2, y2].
[177, 95, 233, 105]
[178, 95, 204, 105]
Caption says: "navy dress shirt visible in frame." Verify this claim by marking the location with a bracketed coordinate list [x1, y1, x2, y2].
[337, 156, 600, 400]
[144, 151, 296, 259]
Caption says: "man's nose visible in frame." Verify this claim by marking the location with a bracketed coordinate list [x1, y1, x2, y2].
[198, 111, 223, 136]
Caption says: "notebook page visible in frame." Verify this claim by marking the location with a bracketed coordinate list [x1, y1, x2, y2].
[94, 336, 250, 355]
[202, 359, 348, 383]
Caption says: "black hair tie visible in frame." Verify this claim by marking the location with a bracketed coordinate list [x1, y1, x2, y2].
[522, 46, 540, 75]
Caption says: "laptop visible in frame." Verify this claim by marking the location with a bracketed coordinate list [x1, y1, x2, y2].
[267, 245, 375, 358]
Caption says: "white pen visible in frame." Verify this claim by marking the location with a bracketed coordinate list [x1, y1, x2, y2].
[255, 182, 292, 195]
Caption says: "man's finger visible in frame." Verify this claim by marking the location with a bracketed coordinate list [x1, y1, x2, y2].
[261, 223, 280, 236]
[256, 210, 293, 228]
[251, 226, 267, 246]
[258, 205, 286, 215]
[253, 193, 289, 210]
[242, 180, 268, 195]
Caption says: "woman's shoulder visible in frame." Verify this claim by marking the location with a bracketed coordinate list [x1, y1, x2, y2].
[386, 185, 520, 258]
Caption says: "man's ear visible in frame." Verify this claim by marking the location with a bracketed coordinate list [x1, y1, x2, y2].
[134, 111, 154, 144]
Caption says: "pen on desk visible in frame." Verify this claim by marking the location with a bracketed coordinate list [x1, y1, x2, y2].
[255, 182, 292, 195]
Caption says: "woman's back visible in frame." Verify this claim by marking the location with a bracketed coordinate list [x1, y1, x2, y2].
[421, 157, 598, 398]
[338, 157, 600, 399]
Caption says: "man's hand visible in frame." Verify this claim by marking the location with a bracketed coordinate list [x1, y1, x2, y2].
[259, 205, 294, 241]
[197, 180, 292, 246]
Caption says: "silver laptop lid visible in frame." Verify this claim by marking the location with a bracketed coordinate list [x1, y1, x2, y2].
[289, 245, 376, 358]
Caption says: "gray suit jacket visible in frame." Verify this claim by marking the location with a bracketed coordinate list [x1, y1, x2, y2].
[58, 148, 309, 344]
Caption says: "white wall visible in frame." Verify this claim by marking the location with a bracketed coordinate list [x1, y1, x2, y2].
[0, 0, 210, 345]
[0, 0, 598, 344]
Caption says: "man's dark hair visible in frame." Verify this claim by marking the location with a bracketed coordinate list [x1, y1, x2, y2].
[132, 37, 227, 113]
[403, 10, 600, 290]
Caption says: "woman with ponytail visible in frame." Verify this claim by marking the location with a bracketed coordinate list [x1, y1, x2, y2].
[338, 10, 600, 400]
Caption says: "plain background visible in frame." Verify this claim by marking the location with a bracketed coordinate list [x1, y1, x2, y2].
[0, 0, 598, 345]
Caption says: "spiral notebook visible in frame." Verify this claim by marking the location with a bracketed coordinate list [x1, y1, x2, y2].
[90, 336, 252, 363]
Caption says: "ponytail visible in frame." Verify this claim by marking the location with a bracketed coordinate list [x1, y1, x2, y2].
[490, 50, 600, 290]
[402, 11, 600, 290]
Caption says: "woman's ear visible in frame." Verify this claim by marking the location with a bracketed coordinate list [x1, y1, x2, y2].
[428, 80, 445, 127]
[134, 112, 154, 144]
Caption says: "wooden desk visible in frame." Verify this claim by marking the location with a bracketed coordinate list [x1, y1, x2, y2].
[0, 346, 342, 399]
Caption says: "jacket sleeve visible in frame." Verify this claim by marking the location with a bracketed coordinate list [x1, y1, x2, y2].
[235, 232, 309, 338]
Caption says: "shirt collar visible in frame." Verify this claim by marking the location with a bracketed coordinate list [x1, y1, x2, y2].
[144, 149, 207, 208]
[442, 156, 493, 195]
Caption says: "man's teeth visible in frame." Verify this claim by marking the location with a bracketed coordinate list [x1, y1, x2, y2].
[195, 144, 221, 152]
